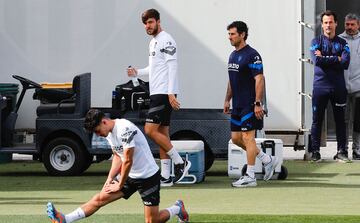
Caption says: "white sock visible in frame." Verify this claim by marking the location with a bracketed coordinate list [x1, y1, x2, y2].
[166, 205, 180, 218]
[65, 207, 85, 223]
[161, 159, 171, 179]
[166, 147, 184, 164]
[257, 150, 271, 165]
[246, 165, 255, 179]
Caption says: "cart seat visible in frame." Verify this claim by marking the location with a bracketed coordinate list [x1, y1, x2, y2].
[36, 73, 91, 117]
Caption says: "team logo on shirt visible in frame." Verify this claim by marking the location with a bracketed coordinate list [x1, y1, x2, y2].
[149, 41, 157, 56]
[160, 41, 176, 55]
[113, 145, 124, 153]
[248, 55, 263, 70]
[121, 129, 137, 144]
[160, 46, 176, 55]
[228, 63, 239, 69]
[253, 56, 262, 64]
[228, 63, 239, 72]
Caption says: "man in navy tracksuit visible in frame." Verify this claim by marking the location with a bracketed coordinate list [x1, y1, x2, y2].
[224, 21, 278, 187]
[310, 10, 350, 162]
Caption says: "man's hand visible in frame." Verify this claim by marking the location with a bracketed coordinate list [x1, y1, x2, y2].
[254, 105, 264, 120]
[104, 180, 121, 194]
[102, 177, 113, 189]
[127, 67, 137, 77]
[314, 50, 322, 57]
[223, 101, 230, 114]
[168, 94, 180, 110]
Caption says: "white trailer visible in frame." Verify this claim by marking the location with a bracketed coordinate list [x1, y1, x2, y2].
[0, 0, 327, 172]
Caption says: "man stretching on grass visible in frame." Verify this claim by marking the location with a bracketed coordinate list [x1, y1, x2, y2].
[46, 109, 189, 223]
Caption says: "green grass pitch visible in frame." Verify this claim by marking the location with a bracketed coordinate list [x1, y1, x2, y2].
[0, 159, 360, 222]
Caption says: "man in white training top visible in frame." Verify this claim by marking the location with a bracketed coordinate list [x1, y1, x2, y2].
[46, 109, 189, 223]
[128, 8, 191, 187]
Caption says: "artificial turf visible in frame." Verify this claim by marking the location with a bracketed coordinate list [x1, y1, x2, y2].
[0, 159, 360, 222]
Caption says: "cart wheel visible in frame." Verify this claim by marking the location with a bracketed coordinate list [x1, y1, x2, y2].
[42, 137, 89, 176]
[277, 165, 288, 180]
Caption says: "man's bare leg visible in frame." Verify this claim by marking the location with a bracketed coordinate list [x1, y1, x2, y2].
[145, 123, 190, 183]
[47, 189, 124, 222]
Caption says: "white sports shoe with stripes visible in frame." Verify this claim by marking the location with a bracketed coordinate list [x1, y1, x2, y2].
[263, 156, 279, 181]
[232, 174, 257, 188]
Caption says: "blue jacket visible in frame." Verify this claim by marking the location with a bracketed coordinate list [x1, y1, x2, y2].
[310, 35, 350, 90]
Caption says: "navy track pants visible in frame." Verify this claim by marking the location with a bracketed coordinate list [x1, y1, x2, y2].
[310, 88, 347, 152]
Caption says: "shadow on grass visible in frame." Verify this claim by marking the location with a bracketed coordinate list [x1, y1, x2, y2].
[1, 160, 360, 191]
[0, 201, 83, 205]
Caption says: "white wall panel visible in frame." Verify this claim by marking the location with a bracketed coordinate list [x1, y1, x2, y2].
[0, 0, 302, 130]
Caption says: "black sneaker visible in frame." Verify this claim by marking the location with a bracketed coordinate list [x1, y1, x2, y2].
[334, 152, 351, 163]
[353, 150, 360, 160]
[310, 151, 321, 162]
[173, 159, 191, 183]
[160, 176, 173, 187]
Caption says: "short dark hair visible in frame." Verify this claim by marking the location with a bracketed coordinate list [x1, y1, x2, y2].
[84, 109, 105, 132]
[141, 8, 160, 24]
[227, 21, 248, 40]
[321, 10, 337, 23]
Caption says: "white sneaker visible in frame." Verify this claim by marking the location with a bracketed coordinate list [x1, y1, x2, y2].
[263, 156, 279, 181]
[232, 175, 257, 187]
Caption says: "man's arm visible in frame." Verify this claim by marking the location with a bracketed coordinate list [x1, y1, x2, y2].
[103, 151, 122, 189]
[163, 37, 180, 110]
[310, 38, 344, 67]
[339, 43, 350, 69]
[167, 59, 180, 110]
[127, 66, 149, 77]
[107, 151, 122, 180]
[223, 81, 232, 114]
[254, 74, 265, 120]
[105, 148, 133, 193]
[313, 51, 340, 67]
[116, 148, 133, 190]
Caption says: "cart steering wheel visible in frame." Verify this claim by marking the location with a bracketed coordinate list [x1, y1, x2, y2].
[12, 75, 42, 89]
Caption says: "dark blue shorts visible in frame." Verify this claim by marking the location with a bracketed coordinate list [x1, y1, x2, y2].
[231, 106, 263, 132]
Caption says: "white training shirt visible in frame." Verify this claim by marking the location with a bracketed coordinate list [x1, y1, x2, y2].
[106, 119, 159, 179]
[138, 31, 179, 95]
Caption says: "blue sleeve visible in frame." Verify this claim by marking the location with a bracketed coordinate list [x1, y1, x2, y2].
[340, 43, 350, 70]
[248, 52, 263, 77]
[310, 38, 339, 67]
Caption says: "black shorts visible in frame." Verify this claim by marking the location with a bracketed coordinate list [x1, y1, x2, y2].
[146, 94, 173, 126]
[231, 106, 263, 132]
[120, 170, 160, 206]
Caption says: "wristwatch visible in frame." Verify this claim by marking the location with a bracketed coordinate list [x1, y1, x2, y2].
[254, 101, 262, 107]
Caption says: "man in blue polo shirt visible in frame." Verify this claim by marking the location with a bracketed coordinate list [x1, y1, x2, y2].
[224, 21, 279, 187]
[309, 10, 350, 162]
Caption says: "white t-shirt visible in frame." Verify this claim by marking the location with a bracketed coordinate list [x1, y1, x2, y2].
[106, 119, 159, 179]
[138, 31, 179, 95]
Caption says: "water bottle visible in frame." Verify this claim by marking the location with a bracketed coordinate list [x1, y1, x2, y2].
[132, 76, 140, 87]
[128, 65, 139, 87]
